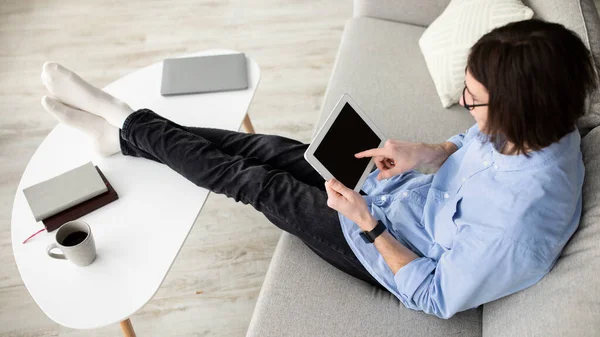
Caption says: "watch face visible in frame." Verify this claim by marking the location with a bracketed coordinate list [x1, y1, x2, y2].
[359, 231, 372, 243]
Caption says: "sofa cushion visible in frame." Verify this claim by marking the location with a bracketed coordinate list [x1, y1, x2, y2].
[419, 0, 534, 108]
[481, 125, 600, 337]
[246, 232, 482, 337]
[311, 17, 475, 144]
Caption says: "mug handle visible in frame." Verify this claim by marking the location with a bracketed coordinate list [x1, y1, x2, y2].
[46, 243, 66, 260]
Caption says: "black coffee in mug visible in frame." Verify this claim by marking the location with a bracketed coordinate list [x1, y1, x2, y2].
[61, 231, 88, 247]
[47, 221, 96, 266]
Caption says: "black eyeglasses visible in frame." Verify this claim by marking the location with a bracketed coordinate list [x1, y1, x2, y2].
[462, 84, 488, 111]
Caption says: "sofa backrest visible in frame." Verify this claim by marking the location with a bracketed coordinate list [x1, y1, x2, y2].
[353, 0, 449, 27]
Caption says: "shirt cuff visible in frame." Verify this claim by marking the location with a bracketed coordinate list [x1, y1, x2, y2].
[445, 134, 465, 151]
[394, 257, 437, 300]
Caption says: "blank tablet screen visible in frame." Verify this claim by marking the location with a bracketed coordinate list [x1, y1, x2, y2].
[314, 102, 381, 188]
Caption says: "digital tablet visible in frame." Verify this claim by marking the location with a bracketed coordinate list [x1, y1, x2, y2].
[304, 93, 387, 192]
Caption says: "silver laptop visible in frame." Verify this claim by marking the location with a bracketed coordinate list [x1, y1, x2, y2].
[160, 53, 249, 96]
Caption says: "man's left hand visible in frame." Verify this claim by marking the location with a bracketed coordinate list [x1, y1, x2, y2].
[324, 178, 373, 230]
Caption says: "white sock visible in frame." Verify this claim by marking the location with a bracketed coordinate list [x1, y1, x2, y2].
[41, 95, 122, 157]
[41, 62, 134, 129]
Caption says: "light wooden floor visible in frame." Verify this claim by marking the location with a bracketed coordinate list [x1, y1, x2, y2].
[0, 1, 351, 336]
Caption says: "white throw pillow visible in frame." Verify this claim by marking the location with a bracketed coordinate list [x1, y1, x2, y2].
[419, 0, 534, 108]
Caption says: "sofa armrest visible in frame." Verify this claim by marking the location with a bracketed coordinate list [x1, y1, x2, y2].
[353, 0, 450, 27]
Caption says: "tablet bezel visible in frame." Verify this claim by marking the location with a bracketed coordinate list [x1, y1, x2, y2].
[304, 93, 387, 192]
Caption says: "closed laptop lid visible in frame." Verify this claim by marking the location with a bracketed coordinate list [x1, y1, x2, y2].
[160, 53, 249, 96]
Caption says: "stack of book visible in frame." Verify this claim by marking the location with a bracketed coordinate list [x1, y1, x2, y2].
[22, 161, 119, 232]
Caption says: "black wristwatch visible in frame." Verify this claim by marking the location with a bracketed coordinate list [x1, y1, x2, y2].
[359, 220, 387, 244]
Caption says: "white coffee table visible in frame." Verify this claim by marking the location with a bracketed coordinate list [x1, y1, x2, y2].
[10, 49, 259, 336]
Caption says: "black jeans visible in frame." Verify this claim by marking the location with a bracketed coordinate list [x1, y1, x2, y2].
[119, 108, 386, 291]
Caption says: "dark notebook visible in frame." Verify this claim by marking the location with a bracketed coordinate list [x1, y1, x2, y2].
[42, 166, 119, 232]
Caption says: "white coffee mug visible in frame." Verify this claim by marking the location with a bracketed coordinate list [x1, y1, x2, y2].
[46, 220, 96, 266]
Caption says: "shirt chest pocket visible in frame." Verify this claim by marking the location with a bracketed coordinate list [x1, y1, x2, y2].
[431, 197, 462, 250]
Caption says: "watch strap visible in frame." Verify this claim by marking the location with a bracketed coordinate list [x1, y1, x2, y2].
[359, 220, 387, 243]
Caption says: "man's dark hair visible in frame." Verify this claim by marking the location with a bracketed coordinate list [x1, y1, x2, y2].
[466, 18, 599, 156]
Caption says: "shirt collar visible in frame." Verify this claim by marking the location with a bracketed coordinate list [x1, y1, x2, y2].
[478, 127, 580, 172]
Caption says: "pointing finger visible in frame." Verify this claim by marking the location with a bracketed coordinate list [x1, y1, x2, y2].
[355, 147, 383, 158]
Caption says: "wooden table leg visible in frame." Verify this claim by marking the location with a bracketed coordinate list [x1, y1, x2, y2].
[241, 113, 255, 134]
[120, 318, 136, 337]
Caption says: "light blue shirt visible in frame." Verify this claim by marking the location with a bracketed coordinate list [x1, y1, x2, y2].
[338, 123, 585, 319]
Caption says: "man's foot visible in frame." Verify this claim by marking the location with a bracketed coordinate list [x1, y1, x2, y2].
[40, 62, 134, 129]
[41, 95, 122, 157]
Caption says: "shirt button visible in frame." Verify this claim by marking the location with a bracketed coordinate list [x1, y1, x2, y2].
[444, 193, 450, 199]
[402, 191, 408, 197]
[461, 177, 467, 182]
[483, 160, 489, 166]
[494, 164, 499, 169]
[380, 196, 387, 202]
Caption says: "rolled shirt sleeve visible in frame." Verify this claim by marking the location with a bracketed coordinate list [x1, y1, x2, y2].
[393, 231, 548, 319]
[445, 123, 480, 151]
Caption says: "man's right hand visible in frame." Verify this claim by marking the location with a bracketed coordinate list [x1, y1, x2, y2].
[354, 140, 457, 180]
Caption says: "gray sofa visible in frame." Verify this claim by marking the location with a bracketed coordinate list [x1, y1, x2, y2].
[246, 1, 600, 336]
